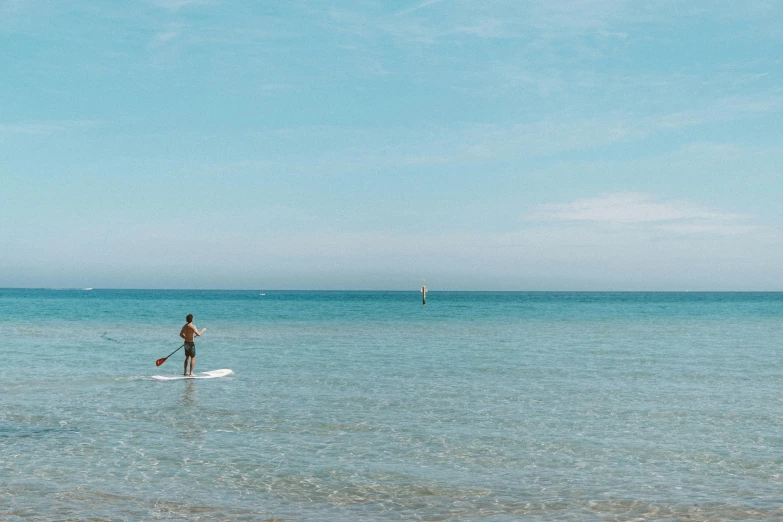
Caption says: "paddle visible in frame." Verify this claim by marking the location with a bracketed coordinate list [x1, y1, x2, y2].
[156, 344, 184, 367]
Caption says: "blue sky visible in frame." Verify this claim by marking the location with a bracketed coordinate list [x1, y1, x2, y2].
[1, 0, 782, 290]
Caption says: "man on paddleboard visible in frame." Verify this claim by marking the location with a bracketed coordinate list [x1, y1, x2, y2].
[179, 314, 206, 376]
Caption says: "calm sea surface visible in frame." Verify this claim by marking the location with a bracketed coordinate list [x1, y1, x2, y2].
[1, 290, 782, 521]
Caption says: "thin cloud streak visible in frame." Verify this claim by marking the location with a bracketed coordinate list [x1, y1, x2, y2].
[0, 120, 99, 135]
[529, 193, 744, 224]
[396, 0, 449, 17]
[527, 193, 753, 237]
[146, 0, 211, 12]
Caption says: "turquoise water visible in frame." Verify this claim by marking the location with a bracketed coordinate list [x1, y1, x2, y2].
[1, 290, 782, 520]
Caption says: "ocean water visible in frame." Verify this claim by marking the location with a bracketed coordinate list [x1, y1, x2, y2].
[1, 289, 782, 521]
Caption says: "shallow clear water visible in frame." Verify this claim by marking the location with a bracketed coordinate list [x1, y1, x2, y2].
[1, 290, 782, 520]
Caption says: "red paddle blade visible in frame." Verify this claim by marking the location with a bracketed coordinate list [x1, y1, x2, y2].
[155, 358, 166, 367]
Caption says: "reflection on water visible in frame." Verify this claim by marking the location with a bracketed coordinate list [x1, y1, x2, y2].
[180, 380, 196, 407]
[177, 380, 204, 445]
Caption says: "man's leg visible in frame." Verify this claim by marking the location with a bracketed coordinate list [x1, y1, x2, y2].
[184, 356, 190, 376]
[189, 356, 195, 376]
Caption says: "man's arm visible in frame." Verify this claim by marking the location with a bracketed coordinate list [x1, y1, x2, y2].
[179, 326, 186, 339]
[191, 324, 206, 336]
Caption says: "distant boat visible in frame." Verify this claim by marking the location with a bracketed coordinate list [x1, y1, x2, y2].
[83, 288, 93, 291]
[259, 292, 265, 296]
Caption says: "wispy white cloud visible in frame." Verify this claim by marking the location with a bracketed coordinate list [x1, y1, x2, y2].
[239, 89, 781, 170]
[528, 193, 753, 236]
[655, 223, 758, 236]
[380, 0, 651, 47]
[326, 0, 781, 50]
[453, 90, 783, 158]
[0, 120, 98, 135]
[154, 29, 179, 43]
[149, 22, 183, 48]
[529, 193, 741, 223]
[395, 0, 449, 17]
[146, 0, 211, 12]
[651, 94, 783, 130]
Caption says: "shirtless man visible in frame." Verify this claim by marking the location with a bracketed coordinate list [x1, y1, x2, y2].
[179, 314, 206, 376]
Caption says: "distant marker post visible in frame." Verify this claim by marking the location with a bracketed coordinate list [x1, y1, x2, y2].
[421, 278, 427, 305]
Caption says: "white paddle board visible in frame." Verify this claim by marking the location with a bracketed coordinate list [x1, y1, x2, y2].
[152, 369, 233, 381]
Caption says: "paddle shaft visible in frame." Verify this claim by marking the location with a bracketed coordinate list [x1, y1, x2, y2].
[156, 344, 184, 366]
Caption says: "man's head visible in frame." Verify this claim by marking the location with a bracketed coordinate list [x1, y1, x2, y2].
[186, 314, 193, 323]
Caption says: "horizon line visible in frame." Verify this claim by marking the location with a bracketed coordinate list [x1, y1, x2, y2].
[2, 288, 783, 293]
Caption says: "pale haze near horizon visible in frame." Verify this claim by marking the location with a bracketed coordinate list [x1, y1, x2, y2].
[1, 1, 782, 291]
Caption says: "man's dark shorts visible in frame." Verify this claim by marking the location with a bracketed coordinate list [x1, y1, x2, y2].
[184, 342, 196, 357]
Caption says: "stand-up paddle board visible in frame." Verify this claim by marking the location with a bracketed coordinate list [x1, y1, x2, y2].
[152, 369, 233, 381]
